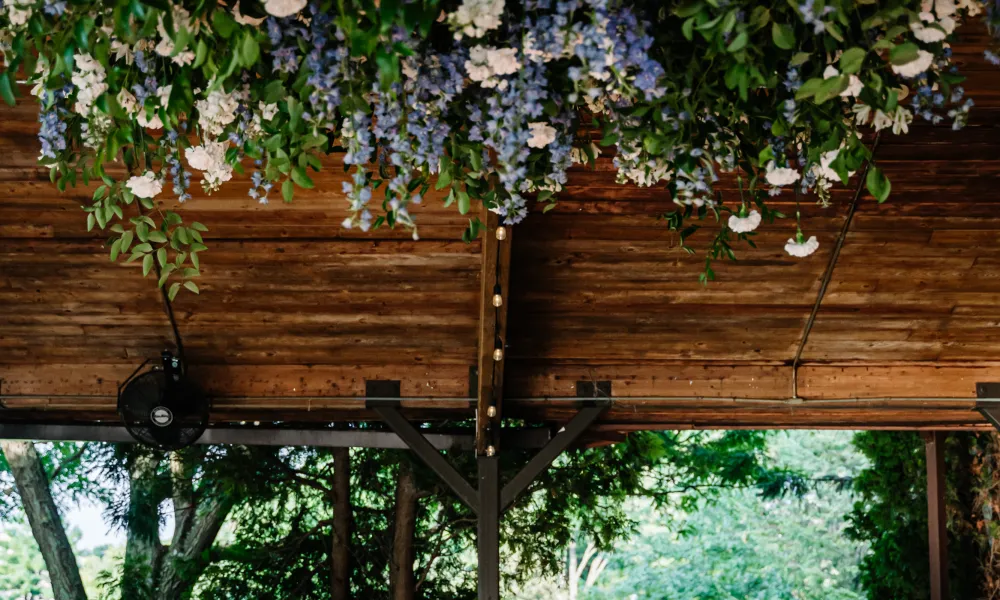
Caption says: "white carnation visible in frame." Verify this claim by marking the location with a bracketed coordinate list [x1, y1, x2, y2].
[891, 49, 934, 78]
[785, 235, 819, 258]
[527, 122, 557, 149]
[872, 109, 892, 131]
[764, 163, 801, 187]
[126, 171, 163, 199]
[728, 210, 761, 234]
[259, 102, 279, 120]
[823, 66, 863, 97]
[264, 0, 307, 17]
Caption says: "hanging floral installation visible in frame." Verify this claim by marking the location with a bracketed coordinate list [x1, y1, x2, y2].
[0, 0, 997, 294]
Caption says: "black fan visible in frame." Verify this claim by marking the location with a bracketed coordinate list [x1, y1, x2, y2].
[117, 351, 209, 450]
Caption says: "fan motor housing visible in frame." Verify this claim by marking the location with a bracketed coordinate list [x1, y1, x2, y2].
[117, 353, 209, 450]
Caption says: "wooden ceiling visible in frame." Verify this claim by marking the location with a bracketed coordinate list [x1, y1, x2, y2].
[3, 29, 1000, 433]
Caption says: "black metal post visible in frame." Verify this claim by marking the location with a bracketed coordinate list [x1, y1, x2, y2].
[478, 456, 500, 600]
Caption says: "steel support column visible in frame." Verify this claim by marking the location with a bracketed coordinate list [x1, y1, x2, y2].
[923, 431, 949, 600]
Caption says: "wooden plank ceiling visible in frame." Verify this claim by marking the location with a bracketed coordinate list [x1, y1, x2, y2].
[2, 29, 1000, 432]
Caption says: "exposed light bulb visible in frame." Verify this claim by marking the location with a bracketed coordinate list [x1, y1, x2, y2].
[486, 445, 496, 457]
[492, 294, 503, 307]
[495, 227, 507, 241]
[493, 348, 504, 361]
[487, 406, 497, 417]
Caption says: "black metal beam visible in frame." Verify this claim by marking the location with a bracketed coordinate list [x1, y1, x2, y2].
[477, 456, 500, 600]
[0, 423, 551, 451]
[977, 384, 1000, 431]
[371, 405, 480, 513]
[500, 403, 609, 513]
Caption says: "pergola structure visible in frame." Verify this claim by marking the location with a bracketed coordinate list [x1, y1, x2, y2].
[3, 28, 1000, 600]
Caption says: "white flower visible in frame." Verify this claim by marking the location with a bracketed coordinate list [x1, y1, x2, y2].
[264, 0, 307, 17]
[233, 2, 267, 25]
[117, 89, 138, 114]
[448, 0, 505, 40]
[138, 110, 164, 130]
[195, 89, 240, 137]
[126, 171, 163, 199]
[934, 0, 957, 17]
[465, 45, 520, 88]
[110, 40, 134, 65]
[186, 141, 234, 192]
[872, 109, 893, 131]
[259, 102, 279, 120]
[527, 122, 557, 149]
[765, 163, 801, 187]
[852, 103, 872, 126]
[892, 106, 913, 134]
[823, 65, 863, 97]
[785, 235, 819, 258]
[70, 53, 108, 116]
[891, 49, 934, 78]
[570, 142, 600, 164]
[911, 18, 948, 43]
[156, 5, 198, 66]
[842, 75, 863, 97]
[6, 0, 33, 27]
[728, 210, 761, 234]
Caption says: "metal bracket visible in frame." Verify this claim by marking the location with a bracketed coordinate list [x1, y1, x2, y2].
[976, 383, 1000, 431]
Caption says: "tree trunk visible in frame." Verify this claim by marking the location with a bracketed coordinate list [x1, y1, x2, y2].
[1, 441, 87, 600]
[331, 447, 352, 600]
[390, 462, 418, 600]
[568, 541, 578, 600]
[123, 452, 164, 600]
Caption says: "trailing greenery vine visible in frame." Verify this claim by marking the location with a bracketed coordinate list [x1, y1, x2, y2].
[1, 0, 998, 291]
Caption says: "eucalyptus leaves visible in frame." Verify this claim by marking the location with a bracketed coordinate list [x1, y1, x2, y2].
[0, 0, 996, 291]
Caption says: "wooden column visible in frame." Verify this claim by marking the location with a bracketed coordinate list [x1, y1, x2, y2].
[477, 210, 511, 455]
[924, 431, 949, 600]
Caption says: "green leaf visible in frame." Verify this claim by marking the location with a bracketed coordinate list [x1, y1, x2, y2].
[191, 222, 209, 232]
[184, 281, 200, 294]
[156, 246, 167, 268]
[168, 282, 181, 301]
[120, 230, 134, 253]
[771, 23, 796, 50]
[839, 47, 866, 74]
[0, 72, 16, 106]
[241, 34, 260, 67]
[790, 52, 810, 67]
[142, 253, 154, 276]
[457, 190, 471, 215]
[748, 6, 770, 30]
[866, 166, 891, 203]
[110, 239, 122, 261]
[291, 166, 315, 189]
[435, 166, 452, 191]
[213, 10, 238, 39]
[726, 31, 748, 53]
[147, 230, 168, 243]
[890, 42, 920, 66]
[282, 178, 294, 202]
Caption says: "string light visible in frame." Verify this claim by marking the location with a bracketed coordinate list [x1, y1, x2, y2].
[492, 283, 503, 307]
[495, 226, 506, 241]
[487, 406, 497, 417]
[486, 445, 496, 457]
[493, 335, 504, 361]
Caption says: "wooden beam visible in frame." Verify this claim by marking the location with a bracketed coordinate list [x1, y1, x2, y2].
[923, 431, 949, 600]
[476, 210, 511, 455]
